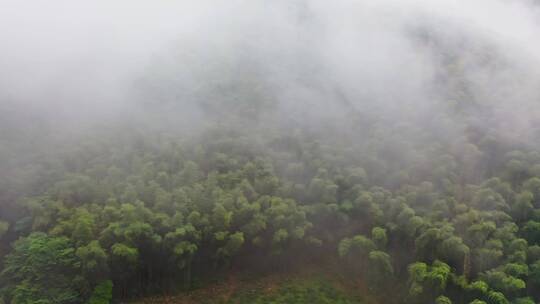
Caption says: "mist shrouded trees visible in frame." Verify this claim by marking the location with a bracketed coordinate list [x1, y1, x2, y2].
[3, 0, 540, 304]
[3, 105, 540, 303]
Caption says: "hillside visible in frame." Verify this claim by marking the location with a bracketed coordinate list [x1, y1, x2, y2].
[131, 261, 373, 304]
[2, 1, 540, 304]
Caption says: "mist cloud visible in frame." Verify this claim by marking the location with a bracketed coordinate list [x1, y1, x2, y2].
[1, 0, 539, 142]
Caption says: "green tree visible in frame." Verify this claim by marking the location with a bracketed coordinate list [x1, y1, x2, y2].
[0, 221, 8, 240]
[0, 233, 82, 304]
[372, 227, 388, 249]
[87, 280, 113, 304]
[436, 295, 452, 304]
[408, 260, 451, 301]
[367, 250, 394, 291]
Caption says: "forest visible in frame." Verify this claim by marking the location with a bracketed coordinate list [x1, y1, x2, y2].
[2, 1, 540, 304]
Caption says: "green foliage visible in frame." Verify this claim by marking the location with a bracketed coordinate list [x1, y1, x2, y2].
[0, 233, 81, 304]
[481, 270, 525, 296]
[111, 243, 138, 263]
[0, 221, 8, 239]
[87, 280, 113, 304]
[338, 235, 375, 258]
[5, 98, 540, 304]
[371, 227, 388, 249]
[512, 298, 535, 304]
[407, 260, 450, 301]
[76, 241, 108, 281]
[436, 295, 453, 304]
[529, 260, 540, 285]
[366, 250, 394, 290]
[522, 221, 540, 244]
[486, 291, 509, 304]
[231, 278, 360, 304]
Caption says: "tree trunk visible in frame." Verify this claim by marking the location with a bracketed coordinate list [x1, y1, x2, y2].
[184, 258, 192, 291]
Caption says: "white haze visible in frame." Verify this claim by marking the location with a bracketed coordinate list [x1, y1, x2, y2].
[0, 0, 540, 139]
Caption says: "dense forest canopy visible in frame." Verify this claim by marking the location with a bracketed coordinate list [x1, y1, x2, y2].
[2, 1, 540, 303]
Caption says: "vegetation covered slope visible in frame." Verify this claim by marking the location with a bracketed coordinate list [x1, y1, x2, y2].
[2, 105, 540, 304]
[2, 2, 540, 304]
[132, 263, 370, 304]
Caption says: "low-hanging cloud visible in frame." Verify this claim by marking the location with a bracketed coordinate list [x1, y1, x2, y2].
[1, 0, 540, 143]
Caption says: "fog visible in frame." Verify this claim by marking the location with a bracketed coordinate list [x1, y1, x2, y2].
[7, 2, 540, 301]
[1, 0, 540, 141]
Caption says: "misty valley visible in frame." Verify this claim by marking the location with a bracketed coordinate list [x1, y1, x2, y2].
[2, 1, 540, 304]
